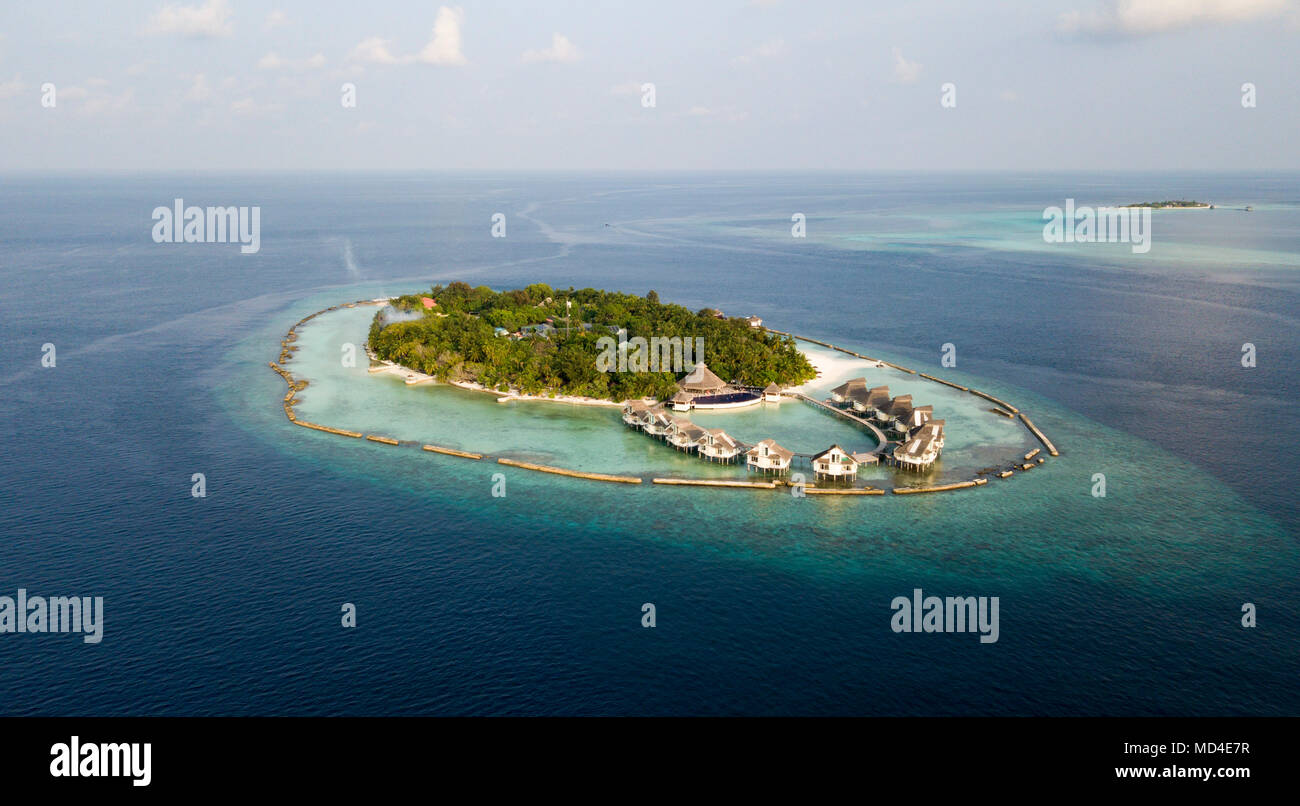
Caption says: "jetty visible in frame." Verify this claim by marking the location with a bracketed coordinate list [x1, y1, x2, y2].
[497, 457, 642, 484]
[788, 392, 888, 454]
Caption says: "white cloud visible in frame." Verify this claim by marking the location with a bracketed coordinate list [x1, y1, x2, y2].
[732, 38, 787, 66]
[0, 74, 26, 99]
[350, 6, 466, 67]
[999, 89, 1020, 102]
[610, 81, 643, 96]
[416, 6, 467, 65]
[891, 47, 922, 83]
[264, 10, 289, 31]
[522, 33, 580, 64]
[144, 0, 233, 37]
[349, 36, 402, 65]
[259, 52, 326, 70]
[1058, 0, 1290, 35]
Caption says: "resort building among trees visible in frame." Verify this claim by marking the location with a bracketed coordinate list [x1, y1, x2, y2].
[762, 383, 783, 402]
[746, 439, 793, 473]
[672, 361, 762, 410]
[678, 362, 728, 394]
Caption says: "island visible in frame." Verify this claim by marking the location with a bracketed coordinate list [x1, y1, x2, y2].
[269, 288, 1062, 496]
[366, 282, 816, 402]
[1122, 200, 1213, 209]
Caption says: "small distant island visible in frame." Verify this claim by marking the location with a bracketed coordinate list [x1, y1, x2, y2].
[1123, 200, 1213, 209]
[367, 282, 816, 402]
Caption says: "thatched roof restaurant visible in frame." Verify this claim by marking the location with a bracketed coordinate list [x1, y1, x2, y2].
[678, 362, 728, 393]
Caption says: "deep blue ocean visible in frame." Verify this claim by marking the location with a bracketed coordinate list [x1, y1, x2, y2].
[1, 172, 1297, 715]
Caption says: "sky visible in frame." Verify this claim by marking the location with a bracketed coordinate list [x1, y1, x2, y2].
[1, 0, 1298, 171]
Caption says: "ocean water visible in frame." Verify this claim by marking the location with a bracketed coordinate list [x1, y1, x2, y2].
[1, 172, 1297, 715]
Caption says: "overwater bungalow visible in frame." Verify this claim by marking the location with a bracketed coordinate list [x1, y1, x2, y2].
[699, 428, 743, 463]
[892, 420, 945, 471]
[812, 444, 860, 480]
[874, 395, 913, 430]
[896, 404, 933, 435]
[640, 407, 675, 437]
[762, 383, 783, 402]
[622, 400, 650, 428]
[829, 377, 867, 405]
[851, 385, 892, 416]
[670, 390, 694, 412]
[667, 420, 709, 452]
[746, 439, 793, 473]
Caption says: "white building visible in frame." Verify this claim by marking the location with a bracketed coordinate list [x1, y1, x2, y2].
[812, 444, 860, 480]
[699, 428, 743, 462]
[746, 439, 793, 473]
[667, 420, 708, 452]
[892, 420, 945, 470]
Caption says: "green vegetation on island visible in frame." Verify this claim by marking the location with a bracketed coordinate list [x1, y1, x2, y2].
[367, 282, 816, 400]
[1124, 200, 1212, 208]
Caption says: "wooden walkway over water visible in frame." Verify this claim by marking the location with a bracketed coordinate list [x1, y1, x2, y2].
[787, 392, 889, 455]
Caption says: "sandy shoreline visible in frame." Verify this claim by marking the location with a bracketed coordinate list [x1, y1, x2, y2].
[785, 346, 884, 395]
[367, 360, 625, 407]
[367, 344, 872, 408]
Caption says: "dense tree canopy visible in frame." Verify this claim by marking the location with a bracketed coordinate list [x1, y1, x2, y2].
[368, 282, 815, 401]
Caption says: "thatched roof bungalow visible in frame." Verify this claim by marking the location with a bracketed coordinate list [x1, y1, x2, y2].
[699, 428, 743, 462]
[812, 444, 860, 480]
[746, 439, 793, 472]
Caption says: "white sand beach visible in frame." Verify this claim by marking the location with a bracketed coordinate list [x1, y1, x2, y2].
[367, 339, 882, 406]
[786, 346, 882, 396]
